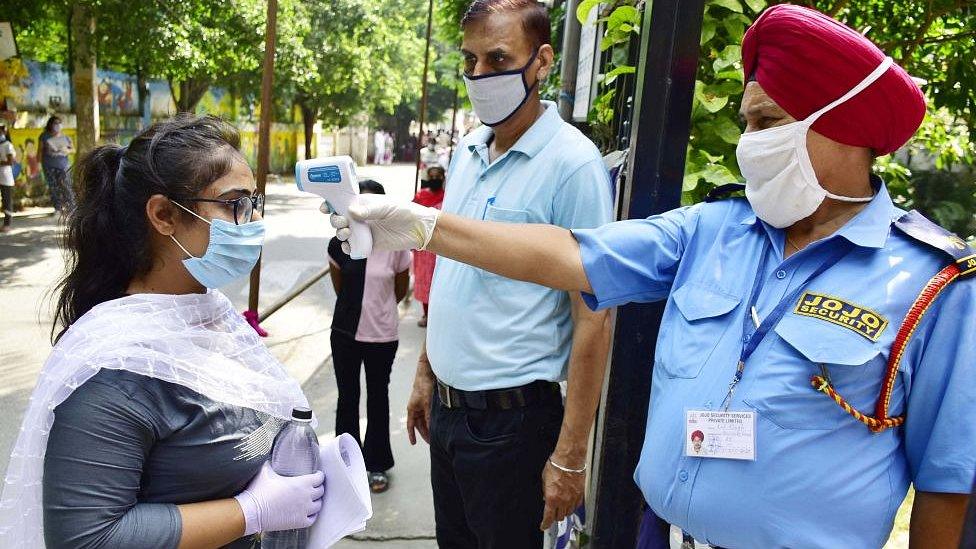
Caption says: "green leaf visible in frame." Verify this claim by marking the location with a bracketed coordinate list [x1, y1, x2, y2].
[706, 80, 743, 96]
[577, 0, 601, 25]
[722, 17, 746, 43]
[603, 65, 636, 85]
[700, 19, 717, 45]
[709, 0, 743, 13]
[715, 69, 744, 83]
[683, 171, 702, 192]
[711, 45, 742, 72]
[695, 80, 729, 113]
[607, 5, 641, 28]
[743, 0, 766, 13]
[710, 116, 742, 144]
[701, 163, 739, 185]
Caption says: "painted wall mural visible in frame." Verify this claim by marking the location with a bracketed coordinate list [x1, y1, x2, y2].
[4, 58, 309, 178]
[96, 69, 139, 116]
[7, 60, 71, 112]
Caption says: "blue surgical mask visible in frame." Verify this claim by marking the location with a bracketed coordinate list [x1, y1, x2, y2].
[170, 203, 265, 288]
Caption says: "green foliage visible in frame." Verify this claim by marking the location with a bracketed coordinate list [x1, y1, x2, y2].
[577, 0, 642, 147]
[2, 1, 69, 65]
[681, 0, 765, 204]
[283, 0, 427, 129]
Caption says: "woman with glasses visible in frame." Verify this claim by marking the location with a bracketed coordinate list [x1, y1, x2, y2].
[0, 115, 325, 548]
[327, 179, 410, 494]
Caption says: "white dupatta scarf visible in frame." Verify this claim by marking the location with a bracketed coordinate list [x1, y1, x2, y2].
[0, 291, 309, 548]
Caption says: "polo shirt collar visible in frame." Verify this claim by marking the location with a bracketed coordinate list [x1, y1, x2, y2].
[465, 100, 561, 159]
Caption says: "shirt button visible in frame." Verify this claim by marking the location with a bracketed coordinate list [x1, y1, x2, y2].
[741, 334, 750, 343]
[775, 269, 787, 279]
[704, 401, 713, 410]
[679, 470, 689, 482]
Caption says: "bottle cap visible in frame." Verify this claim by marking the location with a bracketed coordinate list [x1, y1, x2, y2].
[291, 407, 313, 421]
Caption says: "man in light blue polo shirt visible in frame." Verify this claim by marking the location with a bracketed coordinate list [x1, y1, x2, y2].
[330, 5, 974, 547]
[401, 1, 613, 547]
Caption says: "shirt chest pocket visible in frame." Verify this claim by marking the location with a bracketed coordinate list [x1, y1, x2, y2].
[480, 204, 557, 311]
[743, 316, 885, 430]
[657, 283, 742, 379]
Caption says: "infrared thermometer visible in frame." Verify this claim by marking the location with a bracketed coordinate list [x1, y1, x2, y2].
[295, 156, 373, 259]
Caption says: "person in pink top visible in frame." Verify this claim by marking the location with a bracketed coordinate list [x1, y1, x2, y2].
[328, 179, 411, 493]
[412, 165, 446, 327]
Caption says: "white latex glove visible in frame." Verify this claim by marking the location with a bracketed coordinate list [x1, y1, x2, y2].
[234, 461, 325, 536]
[321, 194, 439, 254]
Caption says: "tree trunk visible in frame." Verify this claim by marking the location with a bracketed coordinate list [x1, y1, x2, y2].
[300, 102, 318, 160]
[136, 68, 149, 129]
[71, 3, 99, 158]
[168, 78, 211, 113]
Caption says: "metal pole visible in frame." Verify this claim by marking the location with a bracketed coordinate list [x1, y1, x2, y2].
[588, 0, 705, 546]
[557, 0, 582, 121]
[414, 0, 435, 194]
[258, 266, 331, 323]
[449, 77, 460, 160]
[247, 0, 278, 315]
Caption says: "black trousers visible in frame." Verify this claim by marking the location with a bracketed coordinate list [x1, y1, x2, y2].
[429, 385, 563, 549]
[330, 330, 397, 472]
[1, 186, 11, 227]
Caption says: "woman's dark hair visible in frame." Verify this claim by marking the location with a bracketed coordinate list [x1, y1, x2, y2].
[44, 116, 62, 134]
[358, 179, 386, 195]
[52, 114, 245, 341]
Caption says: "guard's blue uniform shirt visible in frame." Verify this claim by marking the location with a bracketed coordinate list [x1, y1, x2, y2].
[573, 179, 976, 548]
[427, 101, 613, 391]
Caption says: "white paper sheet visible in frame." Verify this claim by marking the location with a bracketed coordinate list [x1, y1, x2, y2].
[308, 433, 373, 548]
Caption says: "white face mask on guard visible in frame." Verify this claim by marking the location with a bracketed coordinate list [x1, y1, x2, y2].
[463, 49, 540, 127]
[736, 57, 893, 228]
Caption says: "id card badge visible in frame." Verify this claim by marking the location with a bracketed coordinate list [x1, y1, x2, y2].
[685, 409, 756, 461]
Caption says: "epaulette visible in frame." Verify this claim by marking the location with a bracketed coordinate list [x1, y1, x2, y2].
[814, 208, 973, 433]
[703, 183, 745, 203]
[893, 210, 976, 278]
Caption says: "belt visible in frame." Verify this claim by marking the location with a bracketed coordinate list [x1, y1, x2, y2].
[435, 379, 560, 410]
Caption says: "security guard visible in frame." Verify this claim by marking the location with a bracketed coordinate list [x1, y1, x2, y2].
[330, 4, 975, 547]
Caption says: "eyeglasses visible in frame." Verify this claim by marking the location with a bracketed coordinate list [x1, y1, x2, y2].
[174, 193, 265, 225]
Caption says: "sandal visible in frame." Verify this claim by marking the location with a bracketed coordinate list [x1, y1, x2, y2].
[369, 471, 389, 493]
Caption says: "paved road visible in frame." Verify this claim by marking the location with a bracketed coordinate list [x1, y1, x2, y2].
[0, 163, 435, 547]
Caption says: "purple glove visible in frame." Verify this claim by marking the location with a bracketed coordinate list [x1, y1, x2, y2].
[234, 461, 325, 535]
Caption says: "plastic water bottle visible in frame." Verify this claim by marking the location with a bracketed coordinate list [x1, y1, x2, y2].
[262, 407, 321, 549]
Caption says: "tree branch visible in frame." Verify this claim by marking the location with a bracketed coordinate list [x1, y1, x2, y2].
[897, 0, 969, 67]
[884, 29, 976, 50]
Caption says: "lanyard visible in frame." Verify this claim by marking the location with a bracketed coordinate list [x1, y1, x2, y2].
[721, 239, 854, 410]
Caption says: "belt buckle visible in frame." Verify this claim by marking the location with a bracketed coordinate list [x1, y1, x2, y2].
[438, 382, 454, 409]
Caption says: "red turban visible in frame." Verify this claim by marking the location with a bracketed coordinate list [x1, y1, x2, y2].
[691, 430, 704, 441]
[742, 4, 925, 155]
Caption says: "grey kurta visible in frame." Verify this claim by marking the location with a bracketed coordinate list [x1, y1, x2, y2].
[43, 369, 284, 549]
